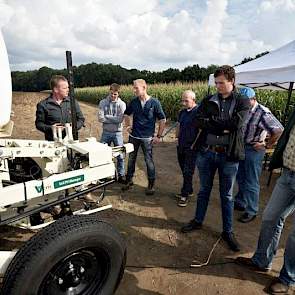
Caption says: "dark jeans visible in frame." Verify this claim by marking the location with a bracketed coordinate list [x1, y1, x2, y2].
[126, 136, 155, 181]
[177, 146, 197, 197]
[194, 150, 239, 233]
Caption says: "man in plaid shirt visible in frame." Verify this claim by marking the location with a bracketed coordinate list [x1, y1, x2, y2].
[236, 106, 295, 294]
[234, 87, 284, 223]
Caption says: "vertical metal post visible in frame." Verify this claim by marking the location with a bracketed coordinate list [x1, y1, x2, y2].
[207, 85, 211, 96]
[283, 82, 294, 126]
[66, 51, 78, 140]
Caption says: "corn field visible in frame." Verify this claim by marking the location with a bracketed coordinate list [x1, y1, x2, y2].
[75, 82, 294, 122]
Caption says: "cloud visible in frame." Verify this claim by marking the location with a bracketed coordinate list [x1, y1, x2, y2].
[0, 0, 13, 27]
[260, 0, 295, 11]
[249, 0, 295, 47]
[1, 0, 295, 71]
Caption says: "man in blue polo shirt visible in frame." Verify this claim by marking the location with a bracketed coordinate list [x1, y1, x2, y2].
[176, 90, 199, 207]
[123, 79, 166, 195]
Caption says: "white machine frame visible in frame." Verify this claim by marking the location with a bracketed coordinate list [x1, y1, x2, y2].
[0, 29, 133, 293]
[0, 124, 133, 276]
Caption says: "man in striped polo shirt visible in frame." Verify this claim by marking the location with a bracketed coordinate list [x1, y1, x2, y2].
[234, 87, 283, 223]
[236, 107, 295, 294]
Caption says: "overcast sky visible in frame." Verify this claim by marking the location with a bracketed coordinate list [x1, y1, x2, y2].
[1, 0, 295, 71]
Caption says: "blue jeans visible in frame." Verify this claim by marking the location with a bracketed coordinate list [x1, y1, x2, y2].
[252, 168, 295, 286]
[101, 131, 125, 177]
[194, 150, 239, 233]
[177, 146, 197, 197]
[126, 136, 155, 181]
[235, 145, 265, 215]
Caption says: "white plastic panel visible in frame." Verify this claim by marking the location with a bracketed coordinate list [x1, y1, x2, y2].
[69, 139, 113, 167]
[0, 30, 12, 127]
[0, 183, 25, 207]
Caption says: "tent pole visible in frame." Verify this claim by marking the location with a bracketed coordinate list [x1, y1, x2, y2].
[207, 85, 211, 95]
[283, 82, 294, 125]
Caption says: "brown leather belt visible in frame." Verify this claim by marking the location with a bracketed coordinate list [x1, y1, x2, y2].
[208, 145, 227, 153]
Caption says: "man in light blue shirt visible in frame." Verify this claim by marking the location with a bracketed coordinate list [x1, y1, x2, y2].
[98, 83, 126, 183]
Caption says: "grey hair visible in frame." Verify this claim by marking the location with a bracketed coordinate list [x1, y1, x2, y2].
[182, 90, 196, 100]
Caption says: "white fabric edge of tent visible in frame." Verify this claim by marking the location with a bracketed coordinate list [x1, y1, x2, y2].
[208, 73, 295, 91]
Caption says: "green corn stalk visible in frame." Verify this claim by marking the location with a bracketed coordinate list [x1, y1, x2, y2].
[75, 83, 293, 122]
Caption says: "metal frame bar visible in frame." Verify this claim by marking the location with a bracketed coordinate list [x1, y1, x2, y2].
[239, 82, 291, 90]
[283, 82, 294, 125]
[66, 51, 78, 140]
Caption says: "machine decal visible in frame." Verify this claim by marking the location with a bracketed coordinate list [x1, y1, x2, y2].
[53, 175, 85, 189]
[35, 184, 43, 193]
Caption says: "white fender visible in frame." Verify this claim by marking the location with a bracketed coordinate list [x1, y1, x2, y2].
[0, 29, 13, 136]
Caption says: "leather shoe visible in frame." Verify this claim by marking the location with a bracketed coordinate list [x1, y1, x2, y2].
[235, 257, 270, 272]
[221, 231, 240, 252]
[268, 278, 289, 294]
[181, 219, 202, 233]
[238, 212, 256, 223]
[234, 202, 245, 211]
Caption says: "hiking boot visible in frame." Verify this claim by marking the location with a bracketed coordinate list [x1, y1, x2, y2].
[145, 179, 155, 195]
[121, 179, 134, 191]
[221, 231, 240, 252]
[268, 278, 289, 294]
[235, 257, 271, 272]
[238, 212, 257, 223]
[178, 196, 188, 207]
[181, 219, 202, 233]
[117, 176, 126, 184]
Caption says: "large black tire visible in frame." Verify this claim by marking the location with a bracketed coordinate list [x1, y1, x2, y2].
[1, 215, 126, 295]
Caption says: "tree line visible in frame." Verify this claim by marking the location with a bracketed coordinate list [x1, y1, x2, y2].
[11, 63, 219, 91]
[11, 51, 269, 92]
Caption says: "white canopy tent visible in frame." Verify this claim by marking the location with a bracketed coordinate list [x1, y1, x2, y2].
[208, 39, 295, 123]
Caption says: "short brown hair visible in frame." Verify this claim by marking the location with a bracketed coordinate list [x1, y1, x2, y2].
[110, 83, 120, 92]
[214, 65, 235, 81]
[50, 75, 68, 90]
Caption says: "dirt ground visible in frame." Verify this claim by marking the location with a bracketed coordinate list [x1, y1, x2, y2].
[1, 92, 294, 294]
